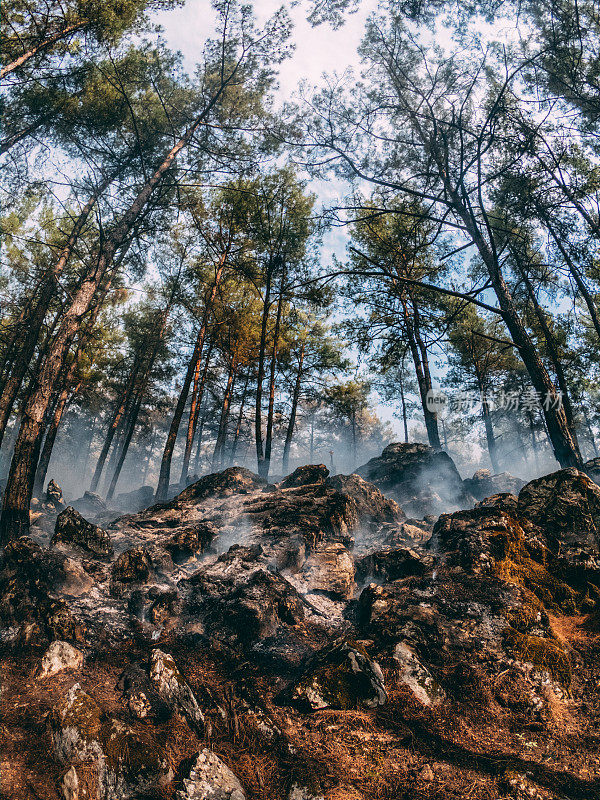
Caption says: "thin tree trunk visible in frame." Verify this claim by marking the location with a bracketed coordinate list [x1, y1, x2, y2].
[212, 361, 237, 471]
[399, 368, 409, 443]
[229, 377, 249, 466]
[255, 268, 273, 479]
[403, 308, 440, 449]
[179, 337, 215, 484]
[542, 214, 600, 343]
[282, 343, 305, 474]
[105, 392, 144, 502]
[517, 261, 579, 446]
[33, 380, 82, 498]
[264, 270, 285, 479]
[90, 355, 142, 491]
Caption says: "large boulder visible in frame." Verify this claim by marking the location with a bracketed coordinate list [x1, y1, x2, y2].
[463, 469, 525, 501]
[114, 485, 155, 513]
[52, 507, 114, 558]
[176, 467, 266, 503]
[148, 649, 205, 734]
[355, 442, 470, 516]
[71, 491, 108, 518]
[517, 469, 600, 582]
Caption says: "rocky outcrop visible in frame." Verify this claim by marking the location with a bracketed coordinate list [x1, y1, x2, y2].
[355, 442, 470, 516]
[52, 507, 114, 558]
[463, 468, 525, 500]
[3, 463, 600, 800]
[148, 649, 205, 734]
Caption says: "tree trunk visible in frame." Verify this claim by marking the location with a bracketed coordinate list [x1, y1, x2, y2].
[229, 376, 249, 466]
[542, 213, 600, 344]
[105, 392, 144, 501]
[517, 261, 579, 447]
[1, 20, 88, 78]
[264, 269, 285, 479]
[282, 343, 305, 475]
[212, 361, 237, 471]
[33, 380, 81, 498]
[449, 190, 582, 469]
[399, 368, 409, 443]
[179, 337, 215, 485]
[402, 306, 440, 449]
[255, 268, 273, 479]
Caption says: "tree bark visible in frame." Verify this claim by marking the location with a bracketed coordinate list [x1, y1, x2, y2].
[212, 361, 237, 471]
[90, 354, 142, 492]
[229, 376, 249, 466]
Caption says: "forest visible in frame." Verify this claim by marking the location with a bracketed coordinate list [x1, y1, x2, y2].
[1, 0, 599, 541]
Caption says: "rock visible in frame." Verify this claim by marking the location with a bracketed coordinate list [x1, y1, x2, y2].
[355, 442, 470, 516]
[49, 683, 104, 764]
[393, 641, 444, 706]
[419, 764, 434, 782]
[49, 683, 171, 799]
[165, 522, 217, 563]
[280, 464, 329, 489]
[0, 537, 86, 643]
[177, 466, 266, 503]
[355, 547, 430, 584]
[127, 691, 152, 719]
[52, 507, 113, 558]
[518, 468, 600, 571]
[463, 469, 525, 501]
[71, 491, 107, 518]
[148, 649, 204, 733]
[38, 640, 84, 678]
[289, 638, 387, 711]
[177, 748, 245, 800]
[114, 485, 155, 512]
[58, 765, 79, 800]
[288, 787, 325, 800]
[47, 479, 65, 509]
[302, 543, 355, 600]
[111, 547, 152, 583]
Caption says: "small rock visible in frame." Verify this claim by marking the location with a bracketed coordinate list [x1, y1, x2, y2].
[177, 748, 245, 799]
[127, 691, 151, 719]
[289, 638, 387, 711]
[52, 507, 113, 558]
[149, 649, 204, 733]
[58, 765, 79, 800]
[47, 479, 65, 509]
[111, 547, 152, 583]
[38, 641, 84, 678]
[288, 786, 324, 800]
[393, 642, 445, 707]
[419, 764, 434, 782]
